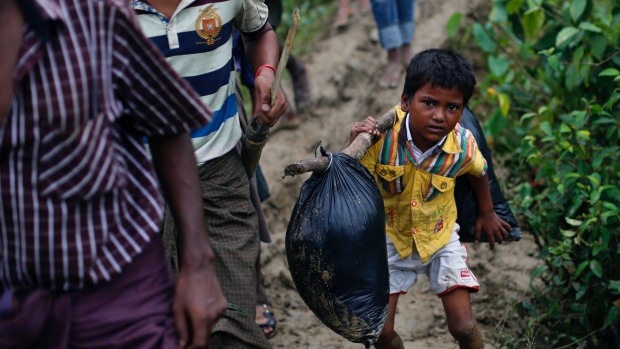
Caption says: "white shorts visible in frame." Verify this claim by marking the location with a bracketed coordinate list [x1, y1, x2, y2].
[386, 224, 479, 297]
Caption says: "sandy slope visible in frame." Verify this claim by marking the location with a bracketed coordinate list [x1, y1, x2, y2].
[257, 1, 540, 347]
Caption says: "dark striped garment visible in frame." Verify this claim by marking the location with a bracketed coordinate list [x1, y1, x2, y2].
[0, 0, 212, 291]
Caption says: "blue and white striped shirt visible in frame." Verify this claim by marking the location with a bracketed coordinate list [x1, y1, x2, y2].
[132, 0, 269, 163]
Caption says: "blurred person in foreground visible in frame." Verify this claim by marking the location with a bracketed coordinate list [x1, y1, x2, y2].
[0, 0, 226, 348]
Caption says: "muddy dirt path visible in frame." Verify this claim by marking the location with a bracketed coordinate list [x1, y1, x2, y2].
[257, 1, 540, 347]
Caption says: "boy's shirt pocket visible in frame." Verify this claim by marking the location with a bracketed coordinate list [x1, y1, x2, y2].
[423, 174, 455, 202]
[375, 164, 406, 194]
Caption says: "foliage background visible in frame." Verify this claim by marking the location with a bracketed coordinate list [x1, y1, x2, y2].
[447, 0, 620, 347]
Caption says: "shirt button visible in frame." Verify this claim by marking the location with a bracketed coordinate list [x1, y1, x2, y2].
[168, 26, 173, 31]
[380, 169, 387, 176]
[389, 170, 396, 177]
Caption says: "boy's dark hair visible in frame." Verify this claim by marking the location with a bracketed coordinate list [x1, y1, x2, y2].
[402, 49, 477, 105]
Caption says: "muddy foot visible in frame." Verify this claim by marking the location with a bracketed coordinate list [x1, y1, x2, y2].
[379, 62, 402, 89]
[333, 6, 350, 30]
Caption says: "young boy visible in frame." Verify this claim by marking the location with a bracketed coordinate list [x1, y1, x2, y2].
[350, 48, 511, 349]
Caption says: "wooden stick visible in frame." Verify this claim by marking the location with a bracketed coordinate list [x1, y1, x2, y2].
[271, 8, 300, 106]
[283, 108, 397, 178]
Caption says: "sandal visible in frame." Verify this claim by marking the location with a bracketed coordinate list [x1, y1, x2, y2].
[256, 303, 277, 338]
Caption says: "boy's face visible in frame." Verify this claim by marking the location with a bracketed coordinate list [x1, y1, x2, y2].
[401, 83, 464, 152]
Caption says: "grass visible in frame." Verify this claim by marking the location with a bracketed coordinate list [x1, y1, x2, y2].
[277, 0, 337, 57]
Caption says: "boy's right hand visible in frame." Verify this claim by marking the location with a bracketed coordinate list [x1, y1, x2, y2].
[349, 117, 381, 145]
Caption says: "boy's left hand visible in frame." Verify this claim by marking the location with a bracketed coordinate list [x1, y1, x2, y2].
[474, 211, 511, 249]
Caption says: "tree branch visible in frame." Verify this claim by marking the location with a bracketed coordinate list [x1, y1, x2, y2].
[282, 108, 397, 178]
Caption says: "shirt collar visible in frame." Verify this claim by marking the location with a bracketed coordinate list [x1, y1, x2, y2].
[23, 0, 65, 42]
[31, 0, 65, 22]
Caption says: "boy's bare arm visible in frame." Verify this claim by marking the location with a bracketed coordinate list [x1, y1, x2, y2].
[149, 134, 227, 349]
[467, 174, 511, 249]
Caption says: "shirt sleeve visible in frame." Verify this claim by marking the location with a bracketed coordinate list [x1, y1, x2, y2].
[461, 130, 488, 177]
[360, 141, 380, 177]
[110, 6, 212, 137]
[234, 0, 269, 33]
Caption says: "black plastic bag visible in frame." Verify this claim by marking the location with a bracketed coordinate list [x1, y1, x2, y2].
[286, 151, 389, 348]
[455, 107, 522, 242]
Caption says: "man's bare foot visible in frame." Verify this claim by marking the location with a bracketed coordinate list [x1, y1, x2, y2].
[379, 61, 402, 89]
[400, 44, 414, 67]
[333, 0, 351, 30]
[256, 304, 277, 338]
[359, 0, 371, 13]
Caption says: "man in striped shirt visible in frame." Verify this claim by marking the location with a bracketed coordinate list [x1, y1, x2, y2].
[0, 0, 226, 348]
[132, 1, 287, 348]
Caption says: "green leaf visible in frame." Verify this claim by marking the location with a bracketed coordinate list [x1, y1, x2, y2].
[506, 0, 524, 14]
[602, 202, 618, 212]
[588, 173, 600, 188]
[615, 76, 620, 81]
[548, 55, 560, 72]
[574, 261, 589, 278]
[590, 260, 603, 278]
[531, 264, 548, 281]
[592, 0, 613, 26]
[539, 121, 552, 136]
[446, 13, 462, 39]
[589, 34, 608, 60]
[490, 4, 508, 22]
[559, 123, 572, 133]
[579, 22, 602, 33]
[565, 217, 583, 226]
[523, 8, 545, 37]
[576, 287, 587, 300]
[473, 23, 496, 52]
[556, 27, 580, 47]
[498, 93, 510, 116]
[570, 0, 587, 22]
[605, 306, 620, 326]
[599, 68, 620, 76]
[573, 45, 585, 64]
[488, 55, 511, 77]
[520, 112, 536, 123]
[561, 229, 577, 237]
[484, 109, 508, 136]
[565, 65, 583, 91]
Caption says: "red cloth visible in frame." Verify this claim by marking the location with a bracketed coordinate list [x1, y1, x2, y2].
[0, 240, 179, 349]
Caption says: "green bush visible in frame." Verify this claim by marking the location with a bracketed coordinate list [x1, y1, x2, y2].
[448, 0, 620, 347]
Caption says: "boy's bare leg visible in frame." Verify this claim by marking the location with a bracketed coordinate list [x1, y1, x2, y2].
[441, 288, 483, 349]
[374, 294, 404, 349]
[379, 48, 402, 89]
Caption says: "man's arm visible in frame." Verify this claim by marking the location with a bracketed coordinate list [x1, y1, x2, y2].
[150, 134, 227, 349]
[241, 23, 287, 126]
[468, 174, 511, 249]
